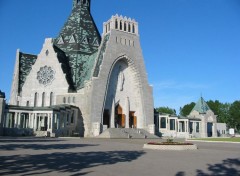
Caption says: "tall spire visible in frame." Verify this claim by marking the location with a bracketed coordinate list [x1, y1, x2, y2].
[54, 0, 101, 90]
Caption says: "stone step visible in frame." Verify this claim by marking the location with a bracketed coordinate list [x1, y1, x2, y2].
[97, 128, 159, 139]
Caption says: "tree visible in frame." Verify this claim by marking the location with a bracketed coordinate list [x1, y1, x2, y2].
[180, 102, 195, 116]
[155, 107, 176, 115]
[229, 101, 240, 131]
[207, 100, 230, 123]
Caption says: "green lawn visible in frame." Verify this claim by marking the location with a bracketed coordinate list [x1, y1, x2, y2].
[190, 137, 240, 142]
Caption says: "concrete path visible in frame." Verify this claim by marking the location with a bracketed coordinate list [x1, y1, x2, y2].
[0, 137, 239, 176]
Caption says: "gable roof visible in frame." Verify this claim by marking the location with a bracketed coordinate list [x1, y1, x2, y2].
[191, 97, 211, 114]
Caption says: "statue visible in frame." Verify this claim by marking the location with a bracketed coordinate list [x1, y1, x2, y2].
[117, 66, 125, 91]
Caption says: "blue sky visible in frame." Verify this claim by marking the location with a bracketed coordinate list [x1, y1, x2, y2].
[0, 0, 240, 113]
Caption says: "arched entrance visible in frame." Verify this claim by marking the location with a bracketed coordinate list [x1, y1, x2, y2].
[115, 104, 125, 128]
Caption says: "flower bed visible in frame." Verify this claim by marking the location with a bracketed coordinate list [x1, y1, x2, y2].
[147, 142, 194, 145]
[144, 142, 198, 150]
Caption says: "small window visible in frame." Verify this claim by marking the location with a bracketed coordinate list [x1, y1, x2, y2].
[108, 23, 110, 31]
[160, 117, 166, 128]
[115, 20, 118, 29]
[45, 50, 49, 56]
[26, 101, 30, 107]
[124, 22, 127, 31]
[42, 92, 45, 107]
[72, 97, 75, 103]
[63, 97, 66, 103]
[83, 0, 86, 4]
[120, 21, 122, 30]
[170, 119, 175, 130]
[68, 97, 71, 103]
[34, 92, 38, 107]
[50, 92, 53, 106]
[196, 122, 200, 132]
[128, 23, 131, 32]
[132, 24, 135, 33]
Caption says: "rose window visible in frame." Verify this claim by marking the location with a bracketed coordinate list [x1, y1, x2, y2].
[37, 66, 55, 86]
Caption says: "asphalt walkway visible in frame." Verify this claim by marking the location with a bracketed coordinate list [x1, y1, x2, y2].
[0, 137, 239, 176]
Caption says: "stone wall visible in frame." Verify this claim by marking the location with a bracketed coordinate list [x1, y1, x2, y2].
[19, 39, 69, 107]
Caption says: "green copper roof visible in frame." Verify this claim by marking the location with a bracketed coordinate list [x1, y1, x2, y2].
[18, 52, 37, 94]
[191, 97, 211, 114]
[54, 0, 101, 90]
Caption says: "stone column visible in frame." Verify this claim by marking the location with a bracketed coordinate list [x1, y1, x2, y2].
[175, 119, 177, 132]
[212, 123, 217, 137]
[184, 121, 187, 132]
[186, 120, 189, 133]
[4, 113, 9, 128]
[52, 113, 55, 130]
[177, 120, 180, 132]
[125, 97, 130, 128]
[64, 112, 67, 128]
[57, 113, 60, 130]
[14, 112, 18, 128]
[34, 114, 38, 131]
[47, 114, 50, 130]
[110, 97, 115, 128]
[201, 116, 207, 138]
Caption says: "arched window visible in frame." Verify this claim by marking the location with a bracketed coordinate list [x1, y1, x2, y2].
[115, 19, 118, 29]
[72, 97, 75, 103]
[124, 22, 127, 31]
[120, 21, 122, 30]
[26, 101, 30, 107]
[68, 97, 71, 103]
[34, 92, 38, 107]
[128, 23, 131, 32]
[160, 117, 166, 128]
[63, 97, 66, 104]
[132, 24, 135, 33]
[42, 92, 45, 107]
[50, 92, 53, 106]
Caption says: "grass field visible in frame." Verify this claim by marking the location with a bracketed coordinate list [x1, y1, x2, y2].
[190, 137, 240, 142]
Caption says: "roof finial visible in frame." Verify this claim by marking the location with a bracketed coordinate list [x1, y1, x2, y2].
[73, 0, 91, 11]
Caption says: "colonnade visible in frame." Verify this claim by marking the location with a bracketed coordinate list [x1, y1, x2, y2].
[4, 111, 73, 133]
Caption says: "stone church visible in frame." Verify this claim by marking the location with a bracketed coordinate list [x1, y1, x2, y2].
[6, 0, 154, 137]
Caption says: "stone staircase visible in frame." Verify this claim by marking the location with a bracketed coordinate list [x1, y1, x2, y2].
[97, 128, 159, 139]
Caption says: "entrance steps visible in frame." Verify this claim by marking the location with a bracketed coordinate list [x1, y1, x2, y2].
[97, 128, 159, 139]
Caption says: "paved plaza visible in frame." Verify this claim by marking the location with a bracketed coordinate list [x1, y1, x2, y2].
[0, 137, 239, 176]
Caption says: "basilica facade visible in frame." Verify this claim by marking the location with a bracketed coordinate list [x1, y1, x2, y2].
[6, 0, 154, 137]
